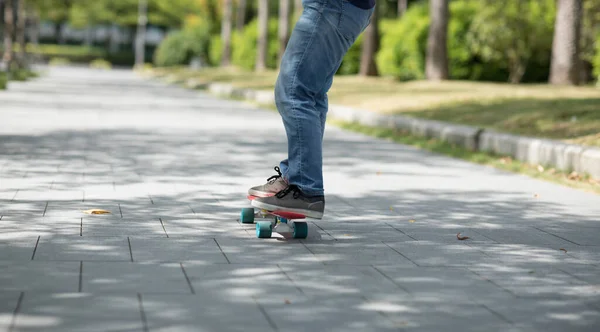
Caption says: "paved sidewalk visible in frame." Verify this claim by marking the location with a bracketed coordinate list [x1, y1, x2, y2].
[0, 67, 599, 332]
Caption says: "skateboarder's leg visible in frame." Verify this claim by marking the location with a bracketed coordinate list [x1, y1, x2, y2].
[252, 0, 373, 217]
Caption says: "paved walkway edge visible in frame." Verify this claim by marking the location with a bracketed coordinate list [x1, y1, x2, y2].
[148, 74, 600, 180]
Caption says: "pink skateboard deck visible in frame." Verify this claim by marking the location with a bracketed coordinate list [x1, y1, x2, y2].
[247, 195, 306, 220]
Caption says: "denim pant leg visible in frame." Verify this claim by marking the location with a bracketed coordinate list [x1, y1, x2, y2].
[277, 0, 373, 196]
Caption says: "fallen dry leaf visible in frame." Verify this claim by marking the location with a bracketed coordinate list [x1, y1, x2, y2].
[83, 209, 111, 215]
[409, 219, 415, 223]
[560, 248, 568, 253]
[567, 171, 580, 181]
[376, 171, 381, 176]
[284, 299, 291, 304]
[456, 233, 470, 240]
[534, 193, 540, 198]
[499, 157, 513, 164]
[389, 206, 394, 211]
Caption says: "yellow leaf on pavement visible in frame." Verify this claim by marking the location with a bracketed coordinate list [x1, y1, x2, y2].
[83, 209, 111, 215]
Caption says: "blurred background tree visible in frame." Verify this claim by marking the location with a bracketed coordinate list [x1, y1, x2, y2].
[0, 0, 599, 86]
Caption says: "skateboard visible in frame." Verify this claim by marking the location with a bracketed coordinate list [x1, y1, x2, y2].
[240, 195, 309, 239]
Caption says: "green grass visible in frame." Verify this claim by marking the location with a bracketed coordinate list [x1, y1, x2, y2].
[403, 98, 600, 146]
[146, 66, 600, 147]
[333, 120, 600, 195]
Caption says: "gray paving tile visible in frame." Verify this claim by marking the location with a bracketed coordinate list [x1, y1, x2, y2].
[279, 264, 404, 297]
[0, 262, 79, 293]
[304, 241, 416, 266]
[12, 293, 143, 332]
[128, 237, 228, 263]
[82, 262, 190, 294]
[142, 294, 274, 332]
[537, 225, 600, 246]
[34, 236, 131, 261]
[182, 263, 303, 303]
[0, 292, 21, 332]
[469, 265, 597, 299]
[0, 237, 38, 261]
[213, 238, 321, 265]
[384, 241, 494, 267]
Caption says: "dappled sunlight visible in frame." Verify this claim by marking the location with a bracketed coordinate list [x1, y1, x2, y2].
[1, 67, 599, 330]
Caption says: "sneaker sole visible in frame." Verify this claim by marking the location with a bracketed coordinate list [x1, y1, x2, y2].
[247, 189, 276, 198]
[251, 200, 323, 219]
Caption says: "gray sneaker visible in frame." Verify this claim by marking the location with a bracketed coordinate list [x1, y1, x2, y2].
[251, 185, 325, 219]
[248, 166, 288, 197]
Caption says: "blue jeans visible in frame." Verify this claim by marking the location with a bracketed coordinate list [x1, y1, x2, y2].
[276, 0, 374, 197]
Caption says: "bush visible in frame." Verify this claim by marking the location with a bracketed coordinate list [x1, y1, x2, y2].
[28, 44, 105, 63]
[209, 35, 222, 66]
[90, 59, 112, 70]
[232, 18, 279, 70]
[0, 72, 7, 90]
[377, 5, 429, 80]
[49, 57, 71, 66]
[594, 35, 600, 83]
[337, 34, 364, 75]
[154, 21, 211, 67]
[467, 0, 556, 83]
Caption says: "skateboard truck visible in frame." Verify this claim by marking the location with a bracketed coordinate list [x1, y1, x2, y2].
[241, 195, 309, 239]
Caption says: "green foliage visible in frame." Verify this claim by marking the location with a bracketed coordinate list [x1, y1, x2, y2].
[337, 34, 364, 75]
[594, 35, 600, 82]
[377, 5, 429, 80]
[467, 0, 556, 83]
[582, 0, 600, 65]
[49, 57, 71, 66]
[209, 35, 223, 66]
[154, 19, 211, 67]
[0, 72, 7, 90]
[231, 18, 279, 70]
[90, 59, 113, 70]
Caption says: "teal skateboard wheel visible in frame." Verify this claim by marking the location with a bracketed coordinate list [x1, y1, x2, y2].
[240, 208, 255, 224]
[256, 221, 272, 238]
[292, 222, 308, 239]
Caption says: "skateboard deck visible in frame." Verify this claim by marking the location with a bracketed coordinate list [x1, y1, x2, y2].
[241, 195, 309, 239]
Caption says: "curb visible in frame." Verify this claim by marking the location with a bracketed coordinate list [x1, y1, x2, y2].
[174, 77, 600, 180]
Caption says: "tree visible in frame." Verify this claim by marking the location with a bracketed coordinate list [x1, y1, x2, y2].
[398, 0, 407, 17]
[2, 0, 14, 71]
[221, 0, 233, 66]
[467, 0, 556, 84]
[236, 0, 246, 30]
[425, 0, 449, 80]
[255, 0, 268, 71]
[135, 0, 148, 67]
[549, 0, 583, 85]
[278, 0, 290, 66]
[360, 8, 379, 76]
[16, 0, 27, 68]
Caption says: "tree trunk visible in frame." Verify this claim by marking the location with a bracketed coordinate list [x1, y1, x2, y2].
[359, 8, 379, 76]
[135, 0, 147, 67]
[398, 0, 407, 17]
[28, 9, 39, 46]
[16, 0, 26, 68]
[549, 0, 582, 85]
[2, 0, 14, 71]
[425, 0, 449, 80]
[57, 22, 67, 45]
[236, 0, 246, 31]
[255, 0, 268, 71]
[221, 0, 233, 66]
[278, 0, 290, 66]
